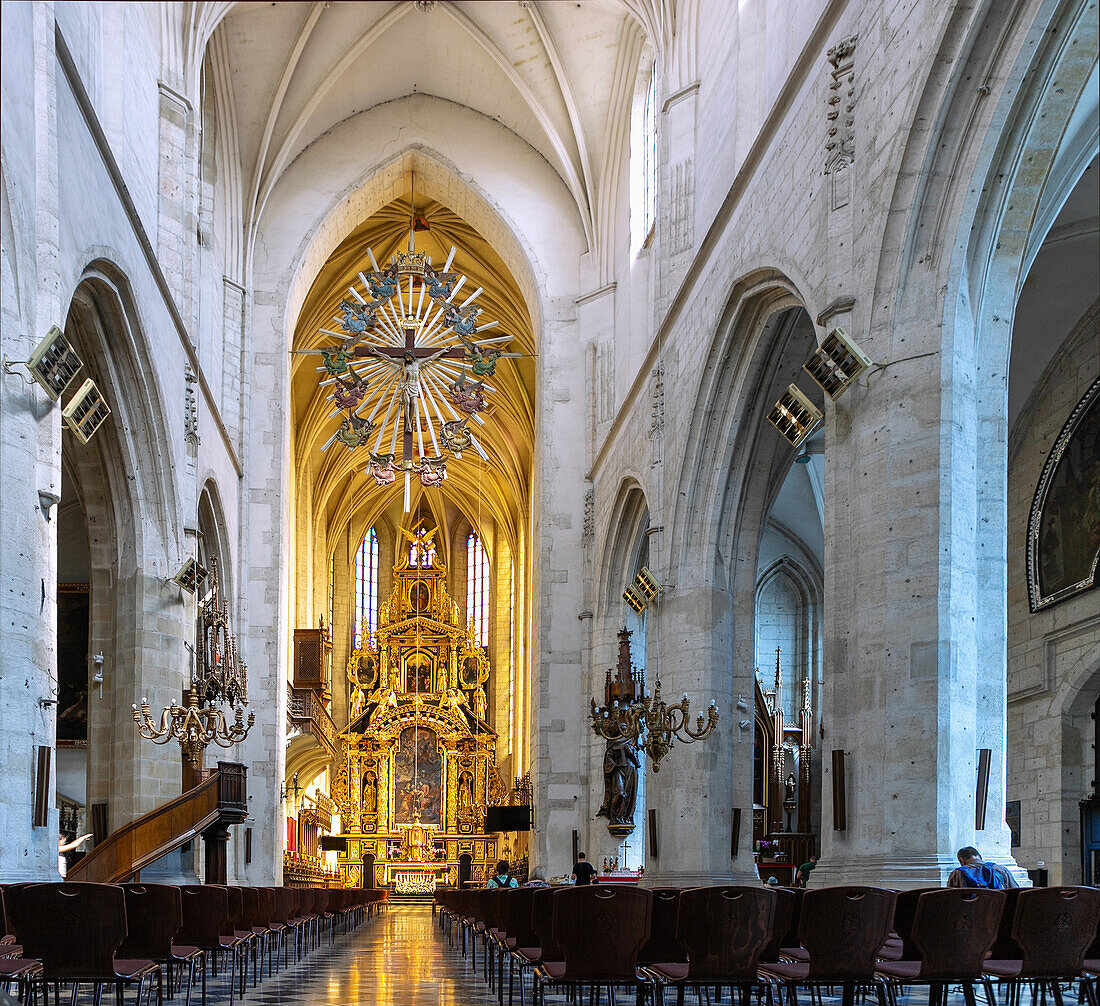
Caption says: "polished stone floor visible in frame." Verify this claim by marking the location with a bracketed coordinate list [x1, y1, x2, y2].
[198, 903, 506, 1005]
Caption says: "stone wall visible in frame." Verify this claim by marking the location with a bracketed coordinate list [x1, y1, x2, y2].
[1007, 302, 1100, 884]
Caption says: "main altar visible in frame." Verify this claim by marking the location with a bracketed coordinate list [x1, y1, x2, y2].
[328, 528, 506, 889]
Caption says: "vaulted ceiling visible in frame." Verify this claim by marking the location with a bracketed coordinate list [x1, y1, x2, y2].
[199, 0, 671, 274]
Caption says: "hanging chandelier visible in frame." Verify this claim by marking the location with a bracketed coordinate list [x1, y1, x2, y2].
[299, 191, 518, 510]
[590, 627, 719, 772]
[134, 558, 254, 767]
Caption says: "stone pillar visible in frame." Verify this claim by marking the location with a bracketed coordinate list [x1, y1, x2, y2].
[812, 328, 1021, 888]
[641, 574, 753, 887]
[0, 0, 62, 881]
[156, 82, 197, 331]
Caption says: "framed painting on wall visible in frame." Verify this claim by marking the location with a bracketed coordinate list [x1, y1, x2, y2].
[1027, 376, 1100, 611]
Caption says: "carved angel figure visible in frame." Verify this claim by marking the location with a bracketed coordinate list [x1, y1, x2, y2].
[369, 453, 397, 485]
[449, 375, 488, 415]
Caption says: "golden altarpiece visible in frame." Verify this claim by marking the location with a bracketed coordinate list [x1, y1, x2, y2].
[328, 528, 507, 891]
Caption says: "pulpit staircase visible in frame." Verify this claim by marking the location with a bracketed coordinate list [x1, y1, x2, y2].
[66, 762, 248, 884]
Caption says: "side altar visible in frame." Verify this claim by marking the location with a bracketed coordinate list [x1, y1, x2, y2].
[327, 528, 506, 889]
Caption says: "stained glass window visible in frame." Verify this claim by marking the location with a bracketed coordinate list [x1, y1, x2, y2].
[354, 528, 378, 649]
[466, 531, 490, 646]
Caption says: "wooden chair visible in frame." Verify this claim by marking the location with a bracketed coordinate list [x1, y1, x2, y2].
[646, 885, 777, 1006]
[983, 886, 1100, 1006]
[178, 884, 238, 1006]
[118, 883, 203, 1006]
[759, 886, 896, 1006]
[532, 886, 653, 1005]
[876, 888, 1004, 1006]
[636, 889, 686, 967]
[6, 881, 161, 1006]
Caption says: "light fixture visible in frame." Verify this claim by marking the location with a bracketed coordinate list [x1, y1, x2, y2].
[134, 558, 253, 766]
[590, 627, 719, 773]
[803, 326, 872, 400]
[767, 384, 823, 448]
[299, 179, 519, 509]
[169, 557, 209, 595]
[622, 583, 646, 613]
[133, 691, 254, 768]
[37, 489, 61, 522]
[281, 771, 302, 805]
[622, 566, 661, 613]
[62, 378, 111, 443]
[5, 325, 84, 400]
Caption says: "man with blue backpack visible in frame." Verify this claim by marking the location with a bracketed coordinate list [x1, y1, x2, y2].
[947, 846, 1019, 888]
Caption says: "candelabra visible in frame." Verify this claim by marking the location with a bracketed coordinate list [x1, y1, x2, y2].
[134, 557, 254, 766]
[133, 690, 254, 767]
[590, 628, 719, 772]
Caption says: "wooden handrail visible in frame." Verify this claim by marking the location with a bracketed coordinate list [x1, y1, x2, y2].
[67, 764, 247, 884]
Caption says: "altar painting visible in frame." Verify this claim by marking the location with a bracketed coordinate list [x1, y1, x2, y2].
[394, 725, 442, 825]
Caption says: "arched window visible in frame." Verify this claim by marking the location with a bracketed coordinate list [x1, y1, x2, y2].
[354, 528, 379, 649]
[631, 59, 658, 254]
[641, 65, 657, 236]
[466, 531, 490, 647]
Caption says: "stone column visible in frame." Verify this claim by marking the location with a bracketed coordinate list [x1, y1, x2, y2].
[641, 570, 753, 887]
[812, 323, 1020, 888]
[0, 0, 62, 881]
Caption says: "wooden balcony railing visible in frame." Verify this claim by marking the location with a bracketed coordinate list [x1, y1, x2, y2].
[288, 684, 338, 760]
[67, 762, 248, 884]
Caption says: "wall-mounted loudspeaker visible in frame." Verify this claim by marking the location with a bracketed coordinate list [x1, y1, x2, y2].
[33, 746, 51, 828]
[831, 749, 847, 831]
[571, 829, 579, 867]
[975, 748, 992, 830]
[731, 807, 742, 857]
[648, 808, 659, 859]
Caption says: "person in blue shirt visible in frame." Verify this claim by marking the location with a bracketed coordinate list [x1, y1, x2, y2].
[486, 860, 519, 889]
[946, 847, 1018, 889]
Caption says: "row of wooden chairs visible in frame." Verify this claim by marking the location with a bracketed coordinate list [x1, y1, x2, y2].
[436, 884, 1100, 1006]
[0, 882, 386, 1006]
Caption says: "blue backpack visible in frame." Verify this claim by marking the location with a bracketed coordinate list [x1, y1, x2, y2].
[956, 862, 1005, 889]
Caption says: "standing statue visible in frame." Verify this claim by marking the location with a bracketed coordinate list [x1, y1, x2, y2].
[596, 740, 640, 837]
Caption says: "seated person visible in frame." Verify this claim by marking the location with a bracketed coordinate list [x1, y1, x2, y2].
[485, 859, 518, 889]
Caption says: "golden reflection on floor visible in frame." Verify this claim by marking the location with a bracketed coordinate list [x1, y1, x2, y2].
[204, 902, 502, 1005]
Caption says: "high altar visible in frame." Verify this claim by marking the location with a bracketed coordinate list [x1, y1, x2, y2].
[328, 528, 506, 891]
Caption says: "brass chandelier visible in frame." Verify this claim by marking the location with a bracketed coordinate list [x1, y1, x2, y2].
[590, 628, 719, 772]
[134, 559, 254, 767]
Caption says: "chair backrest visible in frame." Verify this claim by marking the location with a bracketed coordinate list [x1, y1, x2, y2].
[759, 886, 796, 962]
[6, 882, 128, 978]
[799, 886, 897, 980]
[988, 887, 1023, 959]
[550, 886, 652, 979]
[909, 889, 1005, 980]
[1011, 886, 1100, 977]
[637, 888, 685, 964]
[219, 885, 244, 932]
[238, 887, 262, 929]
[676, 886, 776, 980]
[891, 888, 939, 961]
[255, 887, 277, 924]
[118, 884, 184, 959]
[500, 889, 538, 947]
[178, 885, 229, 949]
[530, 887, 561, 959]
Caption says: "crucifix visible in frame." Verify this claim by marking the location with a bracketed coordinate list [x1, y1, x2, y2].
[353, 321, 466, 460]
